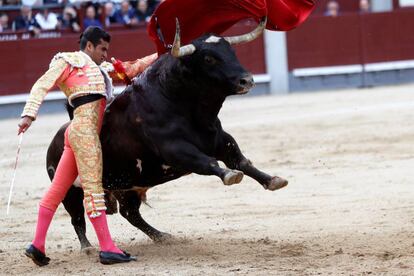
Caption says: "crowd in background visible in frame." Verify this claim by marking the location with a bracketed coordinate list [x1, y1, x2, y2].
[0, 0, 376, 34]
[0, 0, 163, 33]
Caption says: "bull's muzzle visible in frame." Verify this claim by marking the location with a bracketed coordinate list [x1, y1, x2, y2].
[237, 73, 255, 94]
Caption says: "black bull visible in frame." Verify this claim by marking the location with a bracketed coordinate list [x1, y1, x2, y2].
[46, 30, 288, 248]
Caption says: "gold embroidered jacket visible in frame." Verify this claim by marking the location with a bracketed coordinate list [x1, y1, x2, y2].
[21, 51, 114, 119]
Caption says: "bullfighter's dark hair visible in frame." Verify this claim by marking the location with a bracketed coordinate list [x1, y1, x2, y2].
[79, 26, 111, 50]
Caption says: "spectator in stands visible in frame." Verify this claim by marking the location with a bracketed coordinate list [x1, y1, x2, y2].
[0, 12, 10, 32]
[83, 5, 103, 29]
[104, 1, 117, 27]
[12, 5, 41, 35]
[359, 0, 371, 13]
[35, 8, 58, 31]
[113, 0, 138, 26]
[324, 0, 339, 17]
[135, 0, 152, 23]
[57, 5, 80, 32]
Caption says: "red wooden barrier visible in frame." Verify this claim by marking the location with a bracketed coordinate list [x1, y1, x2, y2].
[361, 10, 414, 63]
[287, 9, 414, 70]
[287, 14, 362, 70]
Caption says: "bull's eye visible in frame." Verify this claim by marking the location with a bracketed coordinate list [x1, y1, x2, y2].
[204, 55, 217, 65]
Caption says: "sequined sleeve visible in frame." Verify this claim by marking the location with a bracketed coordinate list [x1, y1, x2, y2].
[123, 53, 158, 79]
[21, 58, 69, 119]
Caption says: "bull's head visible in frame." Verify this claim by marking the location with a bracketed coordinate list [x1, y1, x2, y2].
[170, 17, 266, 96]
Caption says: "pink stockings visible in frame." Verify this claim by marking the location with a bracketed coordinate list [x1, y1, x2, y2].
[32, 206, 121, 254]
[31, 99, 122, 254]
[32, 206, 54, 253]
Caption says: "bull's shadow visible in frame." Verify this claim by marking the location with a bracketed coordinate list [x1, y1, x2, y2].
[46, 18, 288, 250]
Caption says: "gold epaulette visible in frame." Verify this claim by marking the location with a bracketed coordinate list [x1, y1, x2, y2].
[50, 51, 86, 69]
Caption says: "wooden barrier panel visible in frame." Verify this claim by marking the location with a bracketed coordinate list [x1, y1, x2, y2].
[287, 14, 362, 70]
[287, 9, 414, 70]
[362, 10, 414, 63]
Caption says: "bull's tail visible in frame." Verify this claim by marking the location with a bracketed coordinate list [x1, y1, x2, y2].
[65, 100, 74, 120]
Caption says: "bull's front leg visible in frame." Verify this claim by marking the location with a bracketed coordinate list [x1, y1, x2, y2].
[216, 132, 288, 191]
[161, 141, 244, 185]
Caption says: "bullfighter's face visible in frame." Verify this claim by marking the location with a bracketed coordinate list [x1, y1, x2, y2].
[88, 39, 109, 65]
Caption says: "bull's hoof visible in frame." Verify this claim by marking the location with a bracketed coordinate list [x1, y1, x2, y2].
[266, 176, 288, 191]
[81, 246, 95, 255]
[152, 232, 174, 243]
[223, 170, 244, 185]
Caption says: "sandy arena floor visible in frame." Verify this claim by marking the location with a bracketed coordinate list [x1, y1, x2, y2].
[1, 84, 414, 275]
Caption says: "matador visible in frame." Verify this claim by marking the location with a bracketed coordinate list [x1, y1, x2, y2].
[18, 26, 157, 266]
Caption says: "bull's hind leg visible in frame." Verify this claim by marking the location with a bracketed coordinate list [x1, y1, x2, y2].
[217, 132, 288, 191]
[113, 190, 172, 243]
[62, 186, 93, 250]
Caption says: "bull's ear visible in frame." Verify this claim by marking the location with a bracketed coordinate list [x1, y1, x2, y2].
[224, 17, 267, 45]
[171, 18, 196, 58]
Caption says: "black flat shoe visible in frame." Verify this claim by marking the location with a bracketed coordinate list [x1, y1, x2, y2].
[99, 251, 137, 265]
[25, 244, 50, 266]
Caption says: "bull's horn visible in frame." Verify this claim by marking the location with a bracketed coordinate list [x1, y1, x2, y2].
[171, 18, 196, 57]
[224, 17, 267, 45]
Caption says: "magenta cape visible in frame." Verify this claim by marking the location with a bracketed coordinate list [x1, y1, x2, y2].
[147, 0, 315, 54]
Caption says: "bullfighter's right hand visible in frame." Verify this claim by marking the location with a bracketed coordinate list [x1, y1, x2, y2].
[18, 116, 33, 135]
[111, 57, 132, 85]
